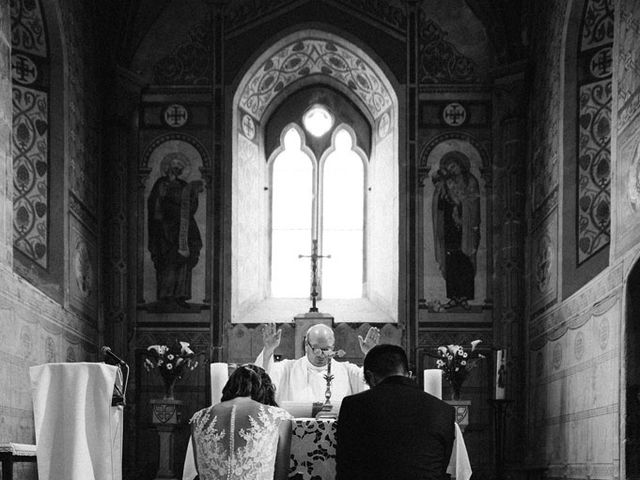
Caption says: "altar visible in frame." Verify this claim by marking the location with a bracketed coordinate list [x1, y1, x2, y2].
[182, 417, 471, 480]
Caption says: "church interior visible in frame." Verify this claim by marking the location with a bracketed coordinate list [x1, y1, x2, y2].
[1, 0, 639, 478]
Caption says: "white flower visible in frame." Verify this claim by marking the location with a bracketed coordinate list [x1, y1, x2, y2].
[436, 360, 444, 367]
[470, 339, 482, 351]
[457, 346, 464, 356]
[148, 345, 169, 355]
[438, 346, 447, 355]
[455, 367, 459, 372]
[180, 341, 194, 355]
[167, 354, 175, 361]
[166, 363, 173, 370]
[461, 360, 467, 366]
[463, 352, 468, 358]
[447, 344, 458, 353]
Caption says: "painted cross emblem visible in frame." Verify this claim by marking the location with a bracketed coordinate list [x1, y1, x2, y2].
[164, 104, 189, 128]
[589, 47, 612, 78]
[11, 54, 38, 85]
[242, 114, 256, 140]
[442, 102, 466, 127]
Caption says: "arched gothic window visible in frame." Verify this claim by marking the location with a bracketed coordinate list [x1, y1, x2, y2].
[269, 126, 365, 300]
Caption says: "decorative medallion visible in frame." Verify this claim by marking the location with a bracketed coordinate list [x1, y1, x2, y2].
[628, 142, 640, 212]
[45, 336, 56, 363]
[552, 343, 563, 370]
[574, 331, 585, 360]
[66, 346, 76, 362]
[20, 326, 32, 357]
[589, 47, 613, 79]
[153, 403, 177, 424]
[599, 317, 609, 350]
[242, 114, 256, 140]
[535, 234, 553, 293]
[442, 102, 467, 126]
[11, 54, 38, 85]
[73, 239, 93, 298]
[377, 111, 390, 138]
[163, 104, 189, 128]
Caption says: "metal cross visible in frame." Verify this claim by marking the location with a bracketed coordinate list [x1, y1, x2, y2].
[298, 239, 331, 312]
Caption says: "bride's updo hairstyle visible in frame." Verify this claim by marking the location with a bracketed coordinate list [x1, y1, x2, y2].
[221, 364, 278, 406]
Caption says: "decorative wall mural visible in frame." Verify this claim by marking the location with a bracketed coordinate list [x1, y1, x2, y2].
[576, 0, 614, 264]
[534, 234, 553, 293]
[143, 139, 208, 311]
[11, 0, 49, 267]
[238, 36, 393, 121]
[148, 153, 204, 308]
[73, 239, 93, 298]
[418, 14, 479, 84]
[432, 151, 480, 309]
[420, 137, 487, 309]
[153, 22, 212, 85]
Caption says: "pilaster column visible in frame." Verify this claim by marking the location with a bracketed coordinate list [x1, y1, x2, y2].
[0, 2, 13, 268]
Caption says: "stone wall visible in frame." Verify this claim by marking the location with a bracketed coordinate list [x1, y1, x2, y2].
[0, 2, 102, 478]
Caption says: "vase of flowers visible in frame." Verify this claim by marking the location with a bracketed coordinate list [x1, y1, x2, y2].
[143, 341, 200, 399]
[435, 340, 484, 400]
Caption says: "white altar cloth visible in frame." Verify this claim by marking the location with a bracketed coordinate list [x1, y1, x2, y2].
[182, 418, 471, 480]
[30, 362, 123, 480]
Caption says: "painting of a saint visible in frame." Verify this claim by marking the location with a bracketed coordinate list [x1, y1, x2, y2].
[147, 152, 204, 308]
[432, 151, 480, 309]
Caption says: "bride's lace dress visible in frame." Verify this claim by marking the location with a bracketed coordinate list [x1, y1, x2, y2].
[190, 399, 293, 480]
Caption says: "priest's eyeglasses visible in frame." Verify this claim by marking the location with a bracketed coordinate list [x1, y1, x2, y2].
[305, 339, 334, 356]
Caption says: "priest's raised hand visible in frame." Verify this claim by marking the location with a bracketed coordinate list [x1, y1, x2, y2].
[358, 326, 381, 355]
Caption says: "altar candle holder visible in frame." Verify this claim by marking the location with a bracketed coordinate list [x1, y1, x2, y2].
[315, 357, 338, 419]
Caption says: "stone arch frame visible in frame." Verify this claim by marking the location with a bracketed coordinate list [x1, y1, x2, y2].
[137, 133, 213, 307]
[417, 132, 491, 307]
[230, 29, 400, 325]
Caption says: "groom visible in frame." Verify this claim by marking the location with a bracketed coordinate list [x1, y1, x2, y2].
[336, 344, 455, 480]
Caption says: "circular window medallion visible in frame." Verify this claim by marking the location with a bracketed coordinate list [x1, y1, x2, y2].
[242, 114, 256, 140]
[442, 102, 467, 127]
[163, 104, 189, 128]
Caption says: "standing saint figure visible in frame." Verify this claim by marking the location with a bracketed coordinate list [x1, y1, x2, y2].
[148, 152, 203, 308]
[432, 151, 481, 309]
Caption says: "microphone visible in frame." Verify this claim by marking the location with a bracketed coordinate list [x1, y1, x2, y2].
[101, 346, 126, 366]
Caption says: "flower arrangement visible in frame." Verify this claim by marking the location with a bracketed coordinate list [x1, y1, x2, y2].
[143, 341, 200, 398]
[435, 340, 484, 400]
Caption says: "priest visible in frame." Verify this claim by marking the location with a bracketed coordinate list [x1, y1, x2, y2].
[255, 323, 380, 404]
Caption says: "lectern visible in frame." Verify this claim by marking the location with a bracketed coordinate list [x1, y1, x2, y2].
[30, 363, 124, 480]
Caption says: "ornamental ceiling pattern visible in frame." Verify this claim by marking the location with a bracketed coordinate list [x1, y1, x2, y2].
[238, 38, 393, 121]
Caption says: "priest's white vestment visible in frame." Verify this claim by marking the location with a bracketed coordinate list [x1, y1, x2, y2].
[255, 352, 367, 403]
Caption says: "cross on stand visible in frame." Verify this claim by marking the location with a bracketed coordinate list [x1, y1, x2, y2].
[298, 239, 331, 313]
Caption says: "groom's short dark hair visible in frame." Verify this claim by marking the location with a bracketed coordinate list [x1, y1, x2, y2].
[364, 344, 409, 377]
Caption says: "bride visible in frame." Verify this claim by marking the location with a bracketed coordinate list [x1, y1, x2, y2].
[190, 364, 293, 480]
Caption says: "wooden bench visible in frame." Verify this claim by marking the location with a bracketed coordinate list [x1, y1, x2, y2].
[0, 443, 37, 480]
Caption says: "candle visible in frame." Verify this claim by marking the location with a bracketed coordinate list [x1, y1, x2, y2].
[495, 350, 506, 400]
[423, 369, 442, 399]
[210, 363, 229, 406]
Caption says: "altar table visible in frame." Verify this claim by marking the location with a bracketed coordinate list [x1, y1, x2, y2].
[182, 418, 471, 480]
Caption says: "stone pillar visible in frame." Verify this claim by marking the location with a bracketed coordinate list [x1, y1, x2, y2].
[206, 0, 226, 362]
[0, 2, 12, 269]
[492, 69, 527, 473]
[406, 0, 419, 365]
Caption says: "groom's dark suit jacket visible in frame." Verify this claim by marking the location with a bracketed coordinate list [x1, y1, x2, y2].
[336, 375, 455, 480]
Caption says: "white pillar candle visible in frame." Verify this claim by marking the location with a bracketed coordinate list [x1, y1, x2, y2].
[423, 369, 442, 399]
[210, 362, 229, 406]
[495, 350, 506, 400]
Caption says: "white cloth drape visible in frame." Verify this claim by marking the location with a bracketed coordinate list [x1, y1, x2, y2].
[30, 362, 123, 480]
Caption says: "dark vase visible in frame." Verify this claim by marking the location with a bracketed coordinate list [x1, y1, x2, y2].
[163, 377, 177, 399]
[449, 379, 463, 401]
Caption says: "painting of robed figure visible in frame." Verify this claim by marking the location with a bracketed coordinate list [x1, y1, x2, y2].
[143, 140, 207, 311]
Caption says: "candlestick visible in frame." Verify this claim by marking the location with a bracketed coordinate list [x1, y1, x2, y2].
[495, 350, 506, 400]
[423, 369, 442, 399]
[210, 363, 228, 406]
